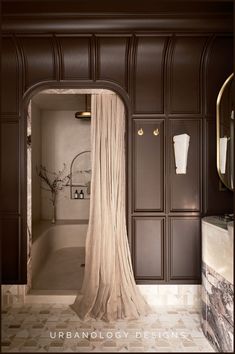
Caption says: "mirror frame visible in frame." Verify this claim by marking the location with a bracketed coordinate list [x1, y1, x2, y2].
[216, 72, 234, 191]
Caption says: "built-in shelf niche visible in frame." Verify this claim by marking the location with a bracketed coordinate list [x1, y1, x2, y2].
[69, 151, 91, 200]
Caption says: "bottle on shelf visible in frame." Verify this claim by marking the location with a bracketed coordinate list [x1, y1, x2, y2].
[74, 190, 79, 199]
[79, 189, 84, 199]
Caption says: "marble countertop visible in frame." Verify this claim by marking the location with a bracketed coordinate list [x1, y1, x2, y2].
[202, 216, 233, 284]
[202, 216, 233, 231]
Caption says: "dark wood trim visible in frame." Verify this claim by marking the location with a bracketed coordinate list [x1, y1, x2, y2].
[2, 15, 232, 34]
[1, 114, 20, 123]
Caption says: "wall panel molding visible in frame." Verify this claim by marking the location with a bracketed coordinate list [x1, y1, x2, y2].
[57, 35, 92, 80]
[1, 215, 25, 284]
[1, 122, 20, 213]
[2, 15, 233, 34]
[133, 119, 165, 212]
[205, 34, 233, 116]
[17, 36, 57, 90]
[1, 114, 21, 123]
[133, 217, 165, 281]
[169, 217, 201, 282]
[133, 35, 169, 114]
[96, 36, 130, 89]
[168, 35, 208, 114]
[53, 35, 63, 81]
[1, 37, 20, 115]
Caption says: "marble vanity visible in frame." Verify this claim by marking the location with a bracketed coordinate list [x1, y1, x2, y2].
[201, 216, 234, 352]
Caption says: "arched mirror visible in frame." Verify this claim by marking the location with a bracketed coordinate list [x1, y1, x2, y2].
[216, 73, 234, 191]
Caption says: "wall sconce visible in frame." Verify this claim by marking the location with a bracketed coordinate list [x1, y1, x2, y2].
[173, 134, 190, 174]
[219, 136, 228, 174]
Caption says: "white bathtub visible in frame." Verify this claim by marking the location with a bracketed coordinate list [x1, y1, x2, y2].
[32, 221, 88, 284]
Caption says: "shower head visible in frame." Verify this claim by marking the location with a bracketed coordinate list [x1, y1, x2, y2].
[75, 111, 91, 120]
[75, 94, 91, 120]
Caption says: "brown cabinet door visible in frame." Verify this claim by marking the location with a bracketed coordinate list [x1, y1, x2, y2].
[133, 217, 165, 281]
[169, 217, 201, 282]
[133, 119, 164, 212]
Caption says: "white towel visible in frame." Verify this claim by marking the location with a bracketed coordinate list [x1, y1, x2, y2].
[219, 137, 228, 174]
[173, 134, 190, 174]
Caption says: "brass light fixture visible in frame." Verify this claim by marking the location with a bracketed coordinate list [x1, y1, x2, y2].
[75, 94, 91, 120]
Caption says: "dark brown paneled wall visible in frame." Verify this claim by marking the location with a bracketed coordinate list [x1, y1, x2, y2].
[168, 36, 207, 114]
[1, 29, 233, 284]
[59, 36, 92, 80]
[133, 36, 168, 114]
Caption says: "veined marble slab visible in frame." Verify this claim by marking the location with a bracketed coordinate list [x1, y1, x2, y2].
[201, 261, 233, 353]
[202, 218, 233, 284]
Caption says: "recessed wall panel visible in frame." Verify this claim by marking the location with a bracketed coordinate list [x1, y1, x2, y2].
[1, 216, 20, 283]
[19, 36, 55, 88]
[97, 36, 129, 88]
[133, 217, 165, 280]
[205, 36, 233, 116]
[1, 38, 19, 114]
[169, 119, 201, 211]
[59, 36, 91, 79]
[134, 36, 167, 113]
[169, 217, 201, 280]
[1, 122, 19, 212]
[169, 36, 207, 114]
[134, 119, 164, 211]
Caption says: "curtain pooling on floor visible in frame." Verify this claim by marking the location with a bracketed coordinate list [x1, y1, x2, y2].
[71, 93, 150, 321]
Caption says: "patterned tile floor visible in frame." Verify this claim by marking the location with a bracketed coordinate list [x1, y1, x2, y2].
[1, 304, 215, 352]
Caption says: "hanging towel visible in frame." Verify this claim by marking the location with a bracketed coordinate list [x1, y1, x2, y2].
[173, 134, 190, 174]
[219, 137, 228, 174]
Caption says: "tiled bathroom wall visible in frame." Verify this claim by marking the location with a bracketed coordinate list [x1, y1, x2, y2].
[40, 109, 91, 220]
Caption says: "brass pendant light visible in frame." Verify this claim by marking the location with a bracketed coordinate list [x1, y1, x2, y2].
[75, 94, 91, 120]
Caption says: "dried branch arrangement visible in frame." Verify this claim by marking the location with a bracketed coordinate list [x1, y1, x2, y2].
[37, 161, 92, 222]
[37, 163, 71, 206]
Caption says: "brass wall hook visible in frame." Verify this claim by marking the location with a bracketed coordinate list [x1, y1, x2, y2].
[153, 128, 159, 136]
[138, 128, 144, 136]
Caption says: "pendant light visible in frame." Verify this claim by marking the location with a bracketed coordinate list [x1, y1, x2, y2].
[75, 94, 91, 120]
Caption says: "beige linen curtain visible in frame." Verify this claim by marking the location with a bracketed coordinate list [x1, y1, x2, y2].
[71, 93, 150, 321]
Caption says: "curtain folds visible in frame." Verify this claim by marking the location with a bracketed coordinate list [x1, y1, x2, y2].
[71, 93, 150, 321]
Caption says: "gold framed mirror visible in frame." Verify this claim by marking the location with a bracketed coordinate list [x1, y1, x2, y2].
[216, 73, 234, 191]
